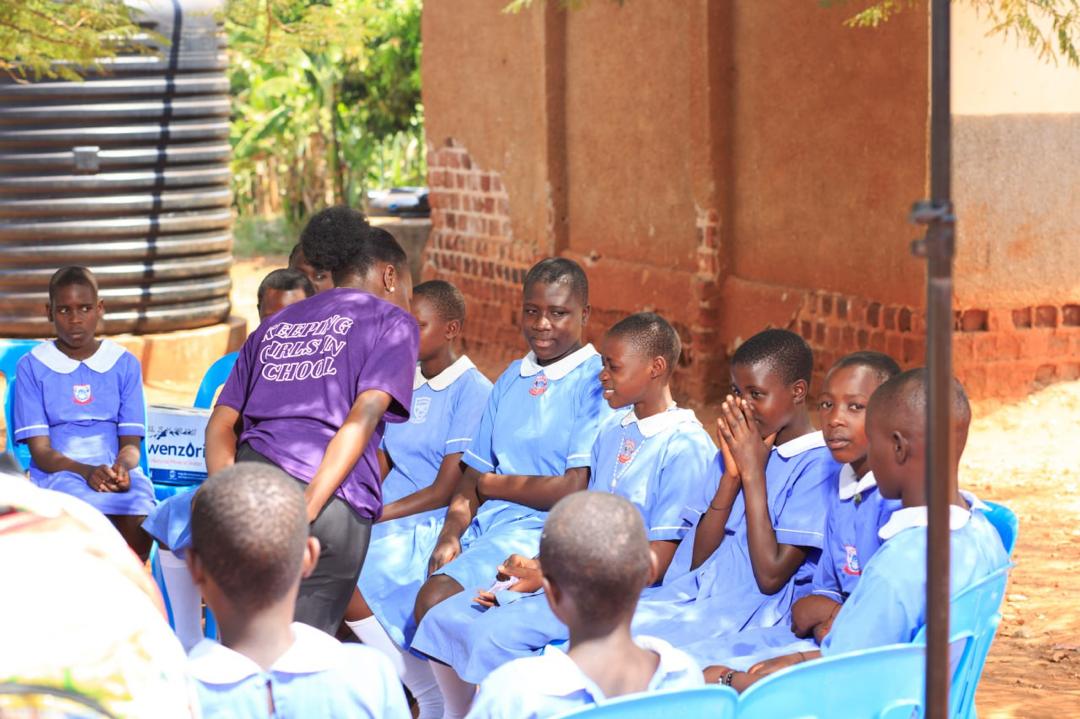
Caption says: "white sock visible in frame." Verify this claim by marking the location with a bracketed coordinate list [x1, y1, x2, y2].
[347, 616, 444, 719]
[431, 660, 476, 719]
[347, 616, 406, 676]
[159, 549, 204, 651]
[401, 652, 444, 719]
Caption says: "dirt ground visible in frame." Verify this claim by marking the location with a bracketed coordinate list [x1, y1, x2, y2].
[227, 257, 1080, 717]
[4, 257, 1077, 715]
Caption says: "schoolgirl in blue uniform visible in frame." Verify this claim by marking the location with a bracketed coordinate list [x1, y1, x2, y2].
[627, 330, 839, 654]
[411, 314, 716, 688]
[709, 369, 1010, 691]
[683, 352, 903, 675]
[342, 281, 491, 719]
[408, 258, 610, 719]
[13, 266, 154, 557]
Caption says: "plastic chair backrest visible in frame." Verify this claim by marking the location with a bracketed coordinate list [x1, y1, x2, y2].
[948, 567, 1010, 718]
[1, 339, 42, 470]
[982, 501, 1019, 557]
[910, 566, 1010, 719]
[737, 643, 926, 719]
[194, 352, 238, 410]
[553, 685, 738, 719]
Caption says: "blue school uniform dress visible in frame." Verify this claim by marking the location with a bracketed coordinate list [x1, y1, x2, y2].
[680, 465, 900, 669]
[466, 635, 703, 719]
[628, 431, 839, 651]
[188, 622, 411, 719]
[415, 406, 716, 683]
[821, 491, 1009, 656]
[359, 356, 492, 647]
[13, 340, 154, 516]
[409, 345, 609, 651]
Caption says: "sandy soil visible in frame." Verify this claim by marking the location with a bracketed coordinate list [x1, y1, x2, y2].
[5, 256, 1077, 715]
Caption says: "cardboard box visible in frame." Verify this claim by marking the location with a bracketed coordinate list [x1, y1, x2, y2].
[146, 405, 211, 485]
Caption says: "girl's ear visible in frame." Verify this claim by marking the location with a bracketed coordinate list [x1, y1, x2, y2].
[892, 430, 910, 465]
[300, 537, 321, 579]
[381, 263, 398, 294]
[186, 550, 206, 589]
[791, 379, 809, 405]
[581, 303, 592, 326]
[645, 547, 661, 587]
[650, 355, 668, 380]
[445, 318, 462, 341]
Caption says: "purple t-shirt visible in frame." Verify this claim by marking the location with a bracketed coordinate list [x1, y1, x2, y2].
[217, 288, 419, 519]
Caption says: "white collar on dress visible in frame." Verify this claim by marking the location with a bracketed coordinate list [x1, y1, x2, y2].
[619, 406, 700, 438]
[536, 635, 694, 698]
[838, 464, 879, 501]
[187, 622, 342, 684]
[31, 339, 125, 375]
[774, 430, 826, 459]
[877, 490, 989, 541]
[519, 343, 598, 380]
[413, 355, 476, 391]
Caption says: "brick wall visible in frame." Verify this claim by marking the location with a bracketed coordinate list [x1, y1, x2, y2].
[423, 138, 729, 400]
[424, 138, 1078, 401]
[423, 139, 537, 378]
[793, 290, 1080, 398]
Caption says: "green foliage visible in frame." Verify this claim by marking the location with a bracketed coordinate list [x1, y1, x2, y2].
[0, 0, 146, 81]
[227, 0, 425, 221]
[821, 0, 1080, 67]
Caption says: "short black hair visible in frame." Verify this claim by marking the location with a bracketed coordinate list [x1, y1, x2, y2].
[257, 269, 315, 311]
[607, 312, 681, 371]
[731, 328, 813, 385]
[830, 351, 902, 385]
[523, 257, 589, 306]
[867, 367, 972, 433]
[413, 280, 466, 323]
[48, 266, 98, 303]
[540, 492, 651, 624]
[190, 463, 309, 612]
[299, 207, 408, 285]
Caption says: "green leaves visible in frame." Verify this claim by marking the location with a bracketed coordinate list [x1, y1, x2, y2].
[820, 0, 1080, 67]
[0, 0, 147, 81]
[226, 0, 425, 220]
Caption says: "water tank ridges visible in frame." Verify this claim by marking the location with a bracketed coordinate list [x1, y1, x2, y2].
[0, 0, 234, 336]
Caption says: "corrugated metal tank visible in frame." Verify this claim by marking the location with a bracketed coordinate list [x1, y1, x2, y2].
[0, 0, 232, 336]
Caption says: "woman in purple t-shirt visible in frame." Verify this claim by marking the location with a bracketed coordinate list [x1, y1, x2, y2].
[205, 207, 420, 634]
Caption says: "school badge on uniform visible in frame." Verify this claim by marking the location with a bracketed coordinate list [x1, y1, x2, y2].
[411, 396, 431, 424]
[842, 544, 861, 575]
[616, 437, 637, 464]
[72, 384, 93, 405]
[529, 374, 548, 397]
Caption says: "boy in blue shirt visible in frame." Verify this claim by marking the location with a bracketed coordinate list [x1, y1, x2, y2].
[343, 280, 492, 719]
[710, 369, 1010, 690]
[14, 266, 155, 558]
[627, 329, 839, 652]
[409, 258, 610, 718]
[411, 312, 715, 691]
[467, 492, 703, 719]
[685, 351, 902, 682]
[186, 462, 411, 719]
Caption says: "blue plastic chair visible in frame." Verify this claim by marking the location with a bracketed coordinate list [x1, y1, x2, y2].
[982, 501, 1019, 557]
[554, 685, 738, 719]
[737, 643, 927, 719]
[1, 339, 42, 470]
[910, 566, 1010, 719]
[194, 352, 238, 409]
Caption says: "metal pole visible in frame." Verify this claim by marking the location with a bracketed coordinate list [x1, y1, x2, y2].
[911, 0, 955, 717]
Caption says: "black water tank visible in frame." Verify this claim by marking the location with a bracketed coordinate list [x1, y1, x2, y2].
[0, 0, 232, 336]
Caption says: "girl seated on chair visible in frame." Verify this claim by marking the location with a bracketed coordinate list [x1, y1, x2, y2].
[13, 266, 154, 558]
